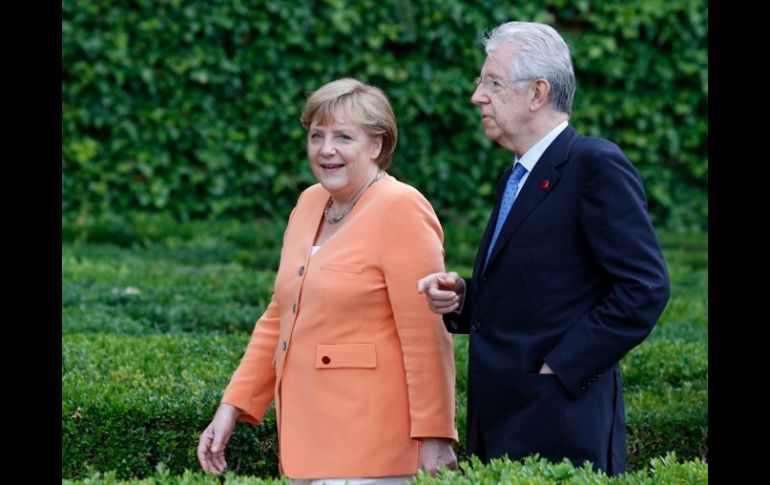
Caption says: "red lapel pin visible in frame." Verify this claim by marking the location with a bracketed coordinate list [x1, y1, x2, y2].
[540, 179, 550, 190]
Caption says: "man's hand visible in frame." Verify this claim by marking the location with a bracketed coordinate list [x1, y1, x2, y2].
[418, 438, 458, 476]
[417, 272, 466, 314]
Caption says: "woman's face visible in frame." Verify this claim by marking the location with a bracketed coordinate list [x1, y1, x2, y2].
[307, 115, 382, 202]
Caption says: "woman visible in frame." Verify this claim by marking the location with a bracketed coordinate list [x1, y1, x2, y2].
[197, 78, 458, 484]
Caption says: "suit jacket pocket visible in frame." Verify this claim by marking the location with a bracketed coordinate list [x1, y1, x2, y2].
[512, 228, 572, 247]
[515, 373, 565, 453]
[320, 262, 364, 274]
[315, 343, 377, 369]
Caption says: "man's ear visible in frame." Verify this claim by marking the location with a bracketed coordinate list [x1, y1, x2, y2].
[530, 79, 551, 111]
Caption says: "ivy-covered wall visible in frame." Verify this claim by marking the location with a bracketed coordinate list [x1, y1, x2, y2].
[62, 0, 707, 230]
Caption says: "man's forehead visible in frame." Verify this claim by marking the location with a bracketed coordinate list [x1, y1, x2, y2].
[483, 46, 515, 72]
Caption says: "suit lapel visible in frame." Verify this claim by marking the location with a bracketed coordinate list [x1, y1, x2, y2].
[484, 126, 578, 272]
[473, 167, 512, 280]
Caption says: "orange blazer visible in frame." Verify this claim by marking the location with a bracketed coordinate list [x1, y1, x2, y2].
[222, 175, 458, 479]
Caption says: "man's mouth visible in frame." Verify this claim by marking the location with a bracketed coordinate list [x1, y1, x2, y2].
[320, 163, 345, 170]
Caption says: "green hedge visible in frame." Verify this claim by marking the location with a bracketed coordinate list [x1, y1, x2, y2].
[450, 337, 707, 399]
[62, 333, 277, 479]
[61, 213, 708, 275]
[63, 252, 275, 334]
[624, 386, 707, 472]
[62, 215, 707, 339]
[621, 340, 707, 390]
[64, 453, 706, 484]
[62, 0, 707, 231]
[451, 337, 708, 470]
[62, 219, 707, 479]
[61, 212, 483, 269]
[62, 333, 706, 479]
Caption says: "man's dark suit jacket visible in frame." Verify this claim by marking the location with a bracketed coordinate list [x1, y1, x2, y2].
[444, 125, 670, 475]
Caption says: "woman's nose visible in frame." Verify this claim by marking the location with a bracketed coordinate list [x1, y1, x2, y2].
[320, 138, 335, 155]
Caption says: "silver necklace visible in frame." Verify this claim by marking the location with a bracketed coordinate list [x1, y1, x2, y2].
[324, 170, 383, 224]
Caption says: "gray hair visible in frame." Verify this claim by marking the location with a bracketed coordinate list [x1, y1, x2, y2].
[483, 21, 575, 114]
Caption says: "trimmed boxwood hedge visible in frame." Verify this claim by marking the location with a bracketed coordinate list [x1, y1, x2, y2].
[62, 215, 708, 339]
[63, 333, 706, 479]
[62, 219, 707, 480]
[64, 453, 707, 484]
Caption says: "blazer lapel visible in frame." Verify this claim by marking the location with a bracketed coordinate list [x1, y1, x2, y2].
[294, 188, 329, 260]
[485, 126, 578, 272]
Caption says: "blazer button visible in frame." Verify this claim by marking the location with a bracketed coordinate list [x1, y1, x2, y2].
[292, 303, 296, 313]
[298, 266, 305, 276]
[281, 341, 287, 351]
[321, 356, 331, 364]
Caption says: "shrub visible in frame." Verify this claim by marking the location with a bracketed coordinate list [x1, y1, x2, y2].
[62, 0, 707, 231]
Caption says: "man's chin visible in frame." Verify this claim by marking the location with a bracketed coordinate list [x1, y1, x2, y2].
[482, 129, 500, 142]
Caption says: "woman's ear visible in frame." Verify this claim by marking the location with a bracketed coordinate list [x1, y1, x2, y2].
[371, 136, 383, 160]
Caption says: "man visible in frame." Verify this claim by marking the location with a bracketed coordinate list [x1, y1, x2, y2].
[417, 21, 670, 475]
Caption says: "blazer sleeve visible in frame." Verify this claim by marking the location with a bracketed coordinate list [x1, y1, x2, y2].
[221, 294, 280, 424]
[544, 146, 671, 399]
[220, 203, 300, 423]
[381, 190, 459, 441]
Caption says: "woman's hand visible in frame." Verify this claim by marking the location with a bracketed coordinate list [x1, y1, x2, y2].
[418, 437, 458, 476]
[197, 403, 240, 474]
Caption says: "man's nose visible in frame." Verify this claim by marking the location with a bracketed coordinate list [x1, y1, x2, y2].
[471, 85, 487, 105]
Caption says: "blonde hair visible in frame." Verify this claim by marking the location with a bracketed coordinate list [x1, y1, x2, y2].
[301, 78, 398, 169]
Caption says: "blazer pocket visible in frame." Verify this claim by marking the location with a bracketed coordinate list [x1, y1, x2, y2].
[315, 343, 377, 369]
[320, 262, 364, 274]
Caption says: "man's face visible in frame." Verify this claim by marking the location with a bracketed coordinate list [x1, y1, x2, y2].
[471, 45, 533, 152]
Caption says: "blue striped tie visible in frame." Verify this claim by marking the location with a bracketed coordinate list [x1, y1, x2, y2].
[485, 163, 528, 269]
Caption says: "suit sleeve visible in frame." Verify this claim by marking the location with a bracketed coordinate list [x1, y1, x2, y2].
[381, 190, 459, 441]
[443, 167, 509, 335]
[544, 148, 671, 398]
[442, 279, 472, 334]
